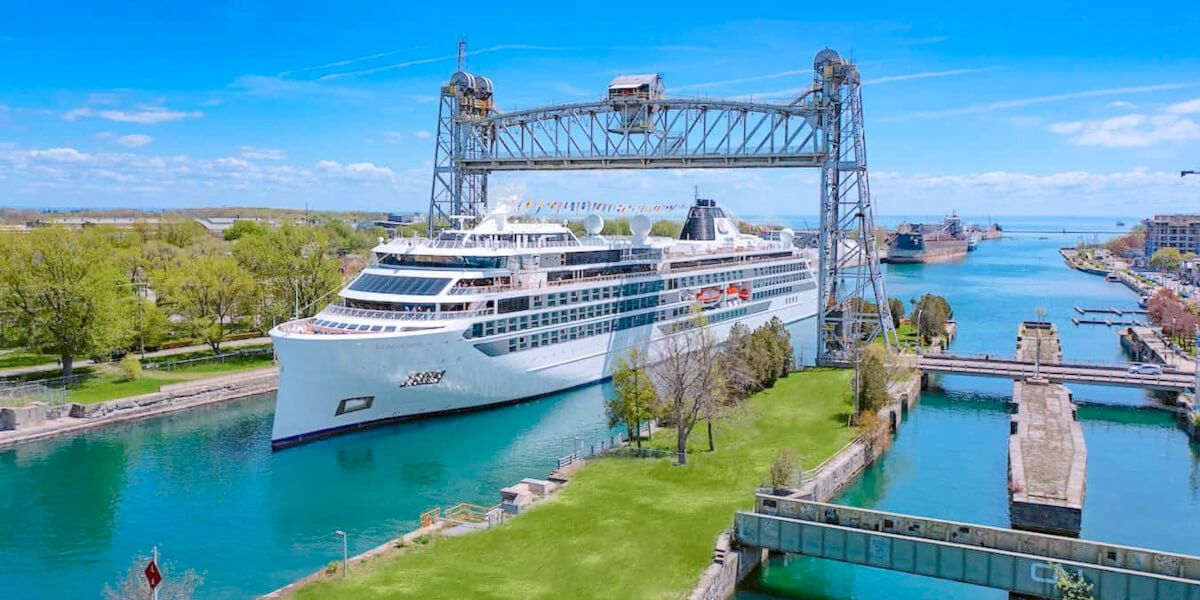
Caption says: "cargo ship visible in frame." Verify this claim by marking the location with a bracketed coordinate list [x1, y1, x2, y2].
[885, 215, 968, 264]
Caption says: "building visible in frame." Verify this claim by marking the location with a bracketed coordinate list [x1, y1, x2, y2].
[195, 216, 274, 236]
[1144, 215, 1200, 257]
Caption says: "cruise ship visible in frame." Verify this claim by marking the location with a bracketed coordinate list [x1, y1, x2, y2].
[269, 198, 819, 448]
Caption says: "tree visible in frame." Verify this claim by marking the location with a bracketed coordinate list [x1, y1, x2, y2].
[222, 219, 267, 241]
[853, 343, 890, 413]
[769, 447, 800, 490]
[652, 310, 725, 465]
[156, 255, 258, 353]
[0, 227, 132, 379]
[720, 323, 757, 400]
[1151, 247, 1183, 271]
[103, 552, 203, 600]
[605, 349, 659, 448]
[118, 354, 142, 382]
[159, 218, 210, 248]
[913, 294, 953, 343]
[888, 297, 905, 329]
[1051, 563, 1095, 600]
[234, 224, 342, 327]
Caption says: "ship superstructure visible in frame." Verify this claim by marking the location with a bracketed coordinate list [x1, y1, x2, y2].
[269, 198, 818, 447]
[885, 215, 969, 264]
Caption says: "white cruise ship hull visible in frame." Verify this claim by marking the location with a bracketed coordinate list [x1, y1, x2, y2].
[269, 291, 816, 447]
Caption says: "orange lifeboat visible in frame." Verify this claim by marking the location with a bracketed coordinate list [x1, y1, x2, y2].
[738, 287, 751, 300]
[696, 288, 722, 304]
[726, 285, 740, 296]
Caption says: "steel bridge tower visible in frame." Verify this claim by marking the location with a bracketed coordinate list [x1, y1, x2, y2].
[423, 46, 897, 364]
[813, 49, 897, 365]
[426, 41, 495, 235]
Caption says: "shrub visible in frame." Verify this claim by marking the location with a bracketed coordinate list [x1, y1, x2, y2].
[118, 354, 142, 382]
[325, 561, 339, 576]
[769, 448, 800, 490]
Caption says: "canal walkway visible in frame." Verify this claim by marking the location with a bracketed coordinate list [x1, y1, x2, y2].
[0, 336, 272, 379]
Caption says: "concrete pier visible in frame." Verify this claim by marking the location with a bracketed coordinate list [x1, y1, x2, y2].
[1009, 322, 1085, 537]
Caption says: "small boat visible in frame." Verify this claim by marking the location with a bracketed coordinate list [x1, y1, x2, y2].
[967, 234, 980, 252]
[1116, 221, 1126, 227]
[1105, 272, 1119, 282]
[696, 288, 722, 304]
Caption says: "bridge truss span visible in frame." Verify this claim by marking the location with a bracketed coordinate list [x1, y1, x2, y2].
[456, 99, 823, 171]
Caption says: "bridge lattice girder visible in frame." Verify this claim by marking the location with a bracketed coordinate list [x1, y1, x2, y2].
[455, 98, 823, 171]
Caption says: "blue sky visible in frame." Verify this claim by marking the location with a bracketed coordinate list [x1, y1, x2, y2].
[1, 1, 1198, 217]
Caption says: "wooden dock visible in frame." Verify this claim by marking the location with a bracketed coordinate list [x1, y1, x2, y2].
[1073, 305, 1148, 316]
[1071, 316, 1144, 327]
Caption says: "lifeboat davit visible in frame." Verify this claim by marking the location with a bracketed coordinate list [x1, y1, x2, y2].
[696, 288, 722, 304]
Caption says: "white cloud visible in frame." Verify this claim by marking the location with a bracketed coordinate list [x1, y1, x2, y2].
[62, 106, 203, 124]
[908, 82, 1200, 119]
[863, 67, 1003, 85]
[115, 134, 154, 148]
[383, 131, 403, 143]
[1049, 100, 1200, 147]
[315, 159, 396, 180]
[413, 130, 431, 140]
[30, 147, 93, 163]
[1108, 101, 1137, 110]
[1168, 98, 1200, 115]
[240, 146, 287, 160]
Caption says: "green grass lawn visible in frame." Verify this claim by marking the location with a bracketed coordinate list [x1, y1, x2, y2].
[0, 349, 58, 370]
[290, 368, 857, 600]
[63, 355, 276, 404]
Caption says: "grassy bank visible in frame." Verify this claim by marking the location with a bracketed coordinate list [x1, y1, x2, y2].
[69, 354, 276, 404]
[292, 368, 856, 600]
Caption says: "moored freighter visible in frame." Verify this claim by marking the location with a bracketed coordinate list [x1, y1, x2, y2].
[269, 197, 819, 448]
[885, 215, 968, 264]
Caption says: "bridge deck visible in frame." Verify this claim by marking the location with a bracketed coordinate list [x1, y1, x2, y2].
[737, 495, 1200, 600]
[916, 356, 1194, 391]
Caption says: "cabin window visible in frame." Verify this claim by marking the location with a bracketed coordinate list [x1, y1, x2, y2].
[349, 274, 451, 296]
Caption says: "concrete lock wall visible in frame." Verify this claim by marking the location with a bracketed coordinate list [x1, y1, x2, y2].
[0, 404, 46, 430]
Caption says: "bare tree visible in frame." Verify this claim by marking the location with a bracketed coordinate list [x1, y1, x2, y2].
[103, 552, 203, 600]
[652, 309, 724, 464]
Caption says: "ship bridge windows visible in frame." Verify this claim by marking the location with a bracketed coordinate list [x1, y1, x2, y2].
[379, 254, 510, 270]
[349, 274, 451, 296]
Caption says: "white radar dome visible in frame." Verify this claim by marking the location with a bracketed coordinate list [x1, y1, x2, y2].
[779, 228, 795, 246]
[584, 213, 605, 236]
[630, 214, 652, 239]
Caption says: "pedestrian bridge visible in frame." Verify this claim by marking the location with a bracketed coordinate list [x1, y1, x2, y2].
[917, 354, 1195, 392]
[735, 495, 1200, 600]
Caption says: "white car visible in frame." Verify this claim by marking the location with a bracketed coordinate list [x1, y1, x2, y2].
[1127, 363, 1163, 375]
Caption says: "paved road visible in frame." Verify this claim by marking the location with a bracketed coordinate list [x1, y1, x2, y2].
[0, 336, 272, 379]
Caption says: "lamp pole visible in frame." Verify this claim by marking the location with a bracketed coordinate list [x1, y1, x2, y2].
[334, 530, 348, 578]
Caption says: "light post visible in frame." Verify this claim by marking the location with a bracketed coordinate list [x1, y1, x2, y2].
[1173, 318, 1178, 351]
[334, 530, 348, 578]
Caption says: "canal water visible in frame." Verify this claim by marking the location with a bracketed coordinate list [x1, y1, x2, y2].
[736, 217, 1200, 599]
[3, 215, 1197, 599]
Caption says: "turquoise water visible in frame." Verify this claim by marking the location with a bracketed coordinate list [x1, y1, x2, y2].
[0, 384, 622, 598]
[736, 221, 1200, 599]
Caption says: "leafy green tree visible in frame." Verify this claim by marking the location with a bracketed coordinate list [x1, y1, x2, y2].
[118, 354, 142, 382]
[223, 219, 267, 241]
[159, 218, 210, 248]
[1152, 247, 1184, 271]
[605, 349, 659, 448]
[888, 297, 905, 329]
[913, 294, 953, 343]
[233, 224, 342, 327]
[720, 322, 757, 400]
[0, 227, 132, 379]
[769, 447, 800, 490]
[854, 343, 890, 413]
[156, 255, 258, 353]
[1051, 563, 1095, 600]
